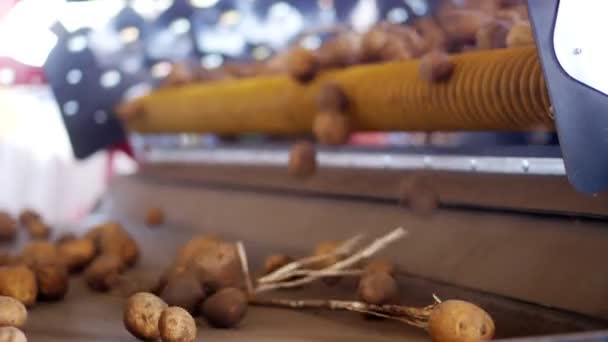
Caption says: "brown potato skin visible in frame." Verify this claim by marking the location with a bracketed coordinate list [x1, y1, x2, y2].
[286, 47, 318, 83]
[124, 292, 168, 340]
[363, 259, 396, 276]
[33, 262, 69, 301]
[0, 266, 38, 307]
[0, 212, 16, 241]
[173, 235, 220, 268]
[262, 254, 292, 275]
[58, 238, 96, 273]
[288, 142, 317, 179]
[0, 326, 26, 342]
[158, 306, 197, 342]
[0, 296, 27, 328]
[317, 83, 349, 113]
[357, 272, 399, 305]
[160, 274, 205, 314]
[313, 111, 350, 146]
[419, 51, 454, 83]
[428, 300, 495, 342]
[145, 207, 165, 226]
[84, 254, 125, 292]
[21, 242, 60, 268]
[202, 287, 248, 329]
[188, 242, 243, 293]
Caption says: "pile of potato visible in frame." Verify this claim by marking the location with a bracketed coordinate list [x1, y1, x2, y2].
[0, 209, 140, 340]
[123, 235, 249, 341]
[158, 0, 533, 87]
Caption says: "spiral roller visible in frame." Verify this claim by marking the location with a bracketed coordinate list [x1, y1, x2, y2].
[126, 46, 553, 134]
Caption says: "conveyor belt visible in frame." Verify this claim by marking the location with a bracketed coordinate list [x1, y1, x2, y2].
[126, 47, 552, 134]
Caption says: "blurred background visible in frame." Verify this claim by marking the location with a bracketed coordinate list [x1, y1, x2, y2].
[0, 0, 553, 224]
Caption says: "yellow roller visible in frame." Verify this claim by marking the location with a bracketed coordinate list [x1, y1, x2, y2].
[126, 46, 553, 134]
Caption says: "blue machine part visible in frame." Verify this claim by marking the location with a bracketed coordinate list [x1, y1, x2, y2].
[528, 0, 608, 193]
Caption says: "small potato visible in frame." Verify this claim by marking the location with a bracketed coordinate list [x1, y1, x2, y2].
[58, 238, 96, 273]
[161, 63, 193, 88]
[363, 259, 396, 276]
[476, 20, 510, 50]
[202, 287, 248, 329]
[84, 254, 125, 292]
[18, 210, 39, 227]
[419, 51, 455, 83]
[173, 235, 221, 269]
[0, 266, 37, 307]
[26, 220, 50, 240]
[400, 175, 439, 216]
[437, 9, 490, 42]
[188, 242, 243, 293]
[288, 142, 317, 179]
[361, 26, 391, 62]
[286, 47, 318, 83]
[0, 326, 26, 342]
[160, 274, 205, 314]
[33, 262, 69, 301]
[0, 212, 16, 242]
[506, 21, 534, 48]
[262, 254, 292, 275]
[97, 224, 139, 267]
[55, 232, 76, 245]
[124, 292, 168, 340]
[313, 111, 350, 146]
[0, 296, 27, 328]
[145, 207, 165, 226]
[357, 272, 399, 305]
[317, 83, 349, 113]
[311, 240, 341, 269]
[21, 242, 60, 268]
[155, 266, 188, 295]
[428, 300, 495, 342]
[159, 306, 197, 342]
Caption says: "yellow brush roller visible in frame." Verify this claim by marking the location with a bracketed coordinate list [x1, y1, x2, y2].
[125, 46, 553, 134]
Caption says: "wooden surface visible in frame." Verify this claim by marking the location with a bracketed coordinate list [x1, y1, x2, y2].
[19, 173, 608, 340]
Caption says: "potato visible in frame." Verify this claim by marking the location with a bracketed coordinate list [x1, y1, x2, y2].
[313, 111, 350, 146]
[58, 238, 96, 273]
[18, 210, 39, 227]
[311, 240, 341, 269]
[317, 82, 349, 113]
[32, 262, 69, 301]
[0, 212, 16, 242]
[506, 21, 534, 48]
[55, 232, 76, 245]
[363, 259, 396, 276]
[155, 265, 188, 295]
[94, 223, 139, 267]
[262, 254, 292, 275]
[0, 296, 27, 328]
[124, 292, 168, 340]
[0, 326, 26, 342]
[437, 9, 491, 42]
[288, 142, 317, 179]
[188, 242, 243, 293]
[419, 51, 454, 83]
[173, 235, 220, 268]
[158, 306, 197, 342]
[0, 266, 37, 307]
[84, 254, 125, 292]
[476, 20, 510, 50]
[21, 242, 60, 268]
[286, 47, 318, 83]
[26, 220, 50, 240]
[357, 272, 398, 305]
[160, 274, 205, 314]
[161, 63, 193, 88]
[145, 207, 165, 226]
[428, 300, 495, 342]
[202, 287, 248, 329]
